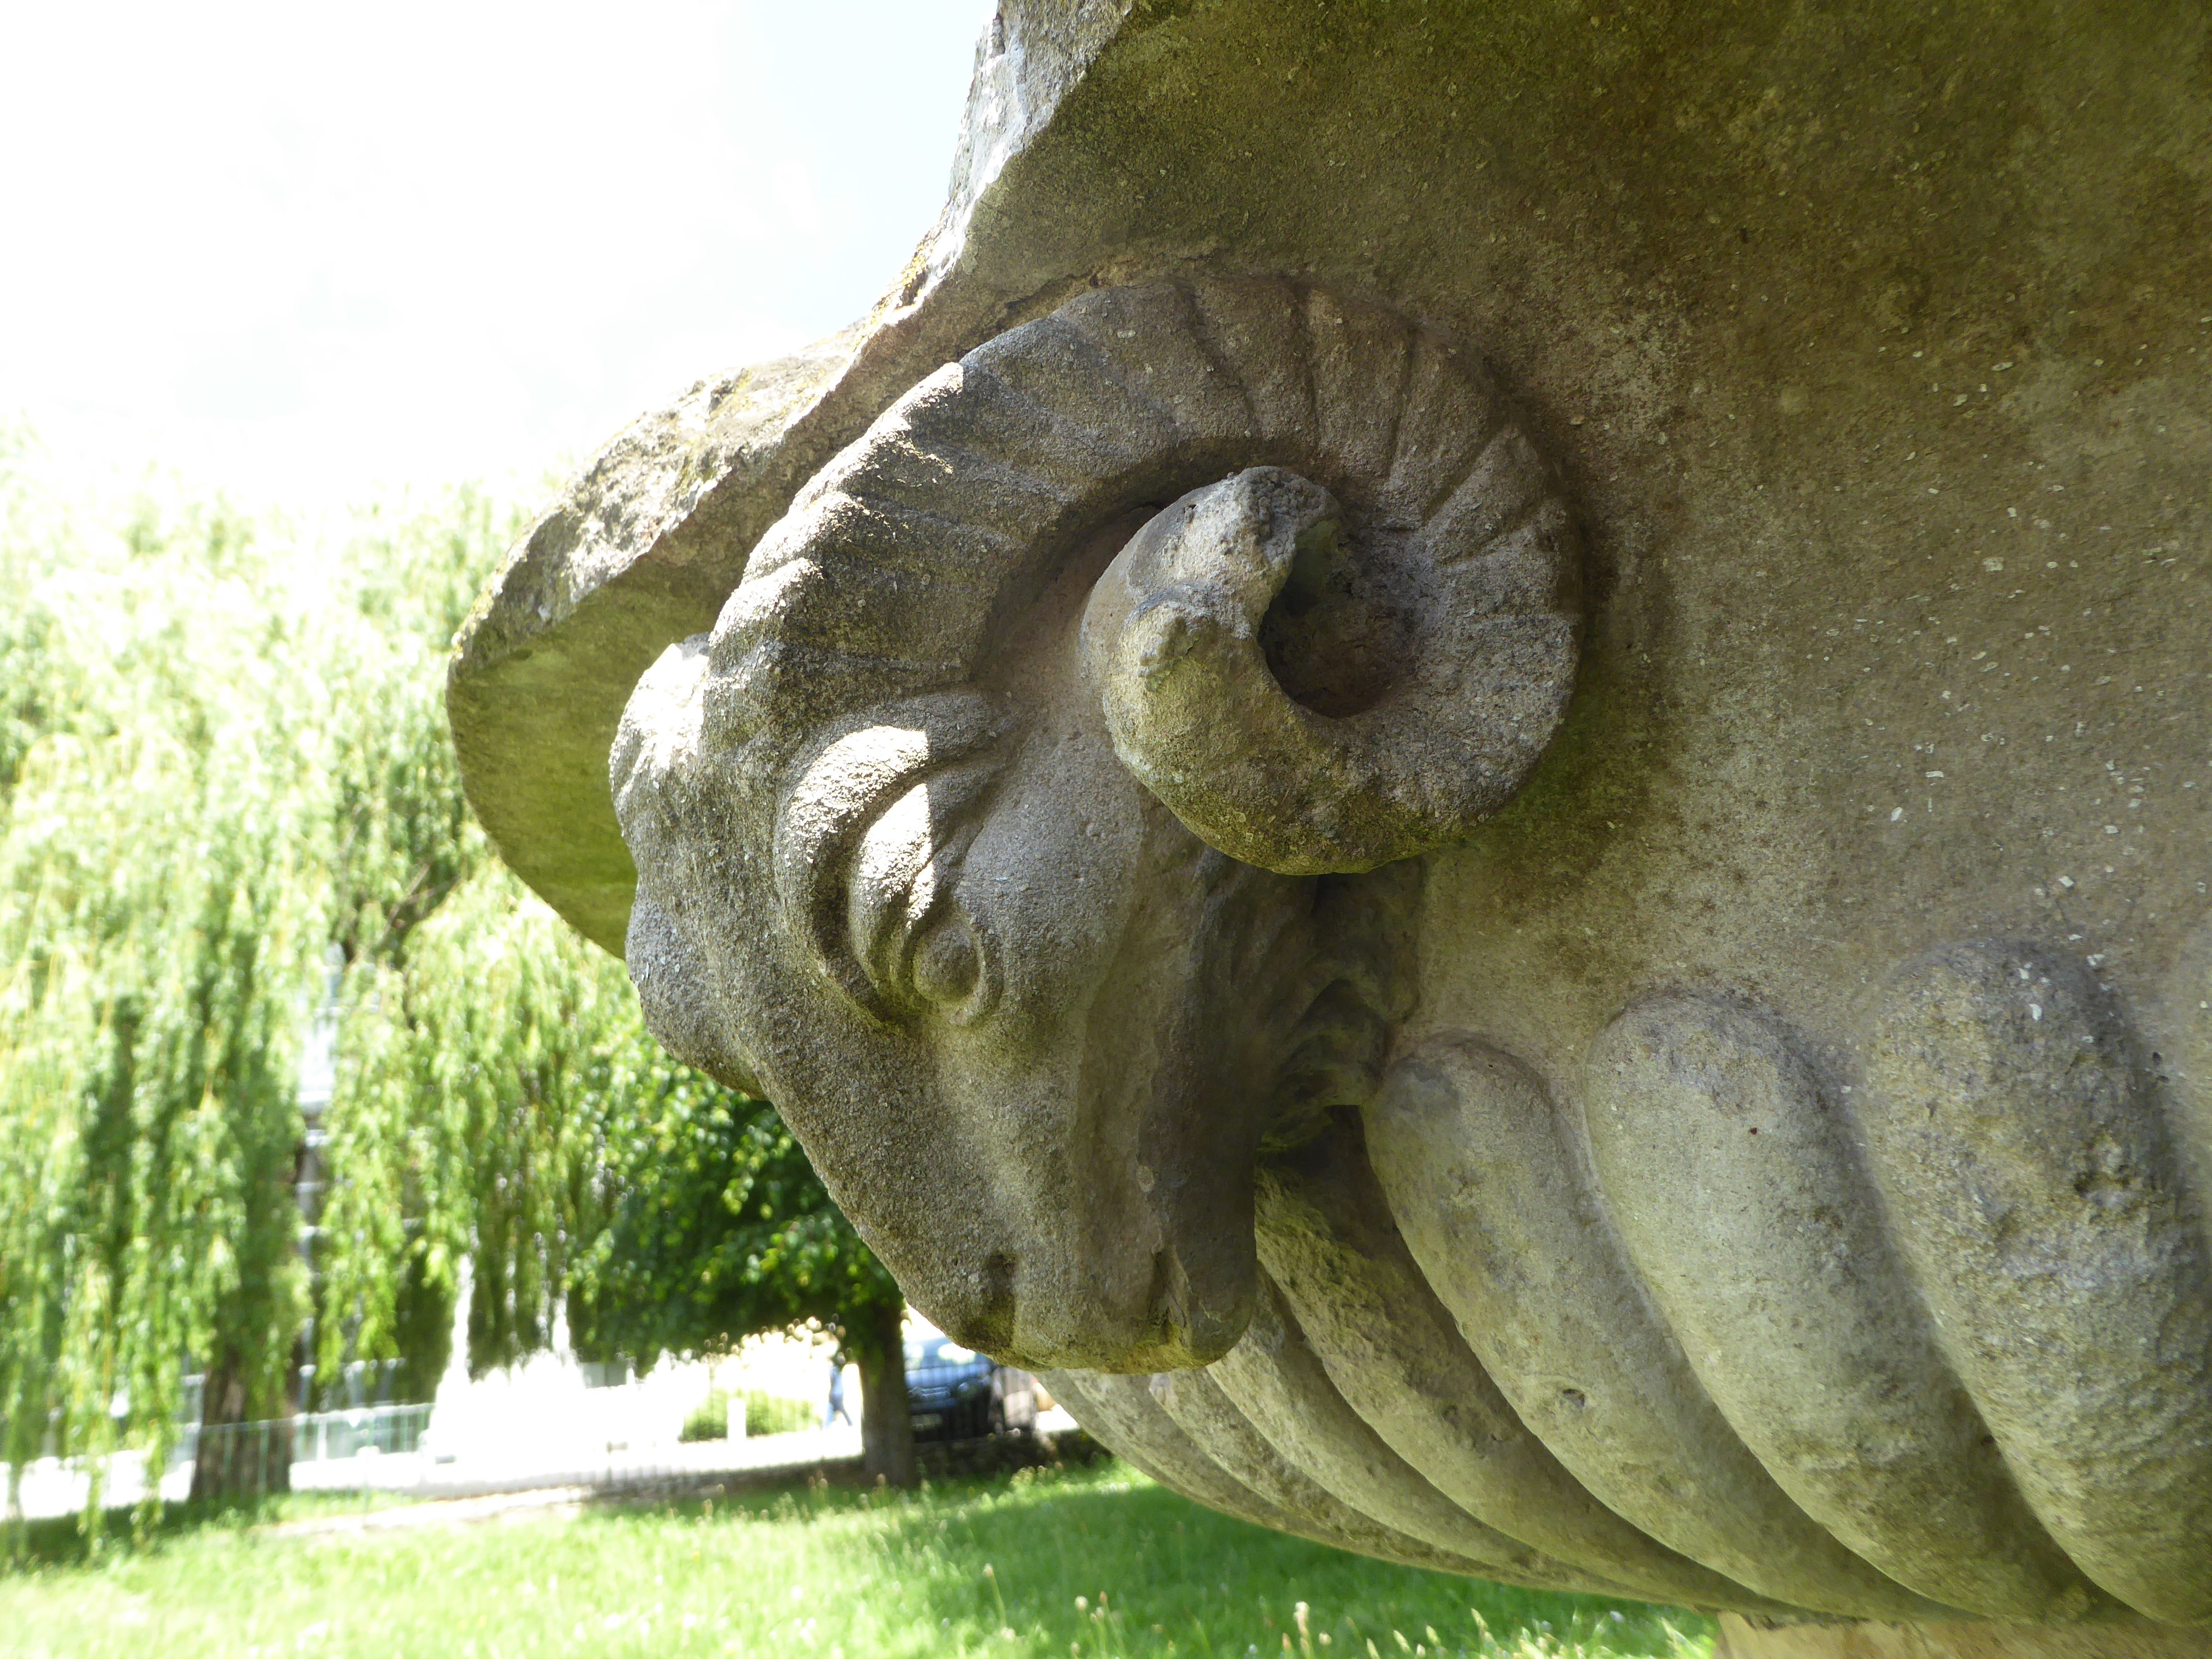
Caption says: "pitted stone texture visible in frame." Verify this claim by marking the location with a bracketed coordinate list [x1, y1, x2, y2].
[1084, 455, 1577, 872]
[697, 278, 1575, 794]
[1054, 986, 2204, 1624]
[453, 2, 2212, 1646]
[1367, 1037, 1945, 1622]
[1863, 945, 2212, 1627]
[1207, 1274, 1612, 1593]
[1715, 1614, 2212, 1659]
[448, 331, 863, 952]
[1586, 996, 2096, 1622]
[604, 289, 2212, 1630]
[448, 1, 1147, 953]
[612, 279, 1566, 1377]
[1253, 1116, 1784, 1615]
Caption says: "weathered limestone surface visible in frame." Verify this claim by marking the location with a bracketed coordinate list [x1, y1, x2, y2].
[1715, 1614, 2212, 1659]
[449, 5, 2212, 1654]
[447, 331, 857, 951]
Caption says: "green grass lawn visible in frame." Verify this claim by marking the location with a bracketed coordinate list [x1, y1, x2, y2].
[0, 1462, 1715, 1659]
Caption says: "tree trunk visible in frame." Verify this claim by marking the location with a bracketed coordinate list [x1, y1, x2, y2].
[852, 1299, 917, 1489]
[189, 1358, 292, 1503]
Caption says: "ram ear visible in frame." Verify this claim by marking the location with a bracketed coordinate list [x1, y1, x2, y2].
[1083, 467, 1579, 875]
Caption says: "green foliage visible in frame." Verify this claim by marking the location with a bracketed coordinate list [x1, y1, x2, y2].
[565, 1050, 904, 1373]
[0, 447, 519, 1509]
[318, 867, 623, 1383]
[679, 1387, 814, 1442]
[321, 862, 904, 1390]
[0, 1463, 1716, 1657]
[1, 439, 906, 1523]
[3, 473, 323, 1500]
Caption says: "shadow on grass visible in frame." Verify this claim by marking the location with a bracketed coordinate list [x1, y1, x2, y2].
[8, 1457, 1715, 1655]
[5, 1497, 257, 1570]
[3, 1487, 403, 1571]
[608, 1464, 1715, 1657]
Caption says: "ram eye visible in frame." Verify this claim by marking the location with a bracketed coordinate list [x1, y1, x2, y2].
[843, 768, 999, 1023]
[909, 913, 982, 1008]
[773, 691, 1012, 1021]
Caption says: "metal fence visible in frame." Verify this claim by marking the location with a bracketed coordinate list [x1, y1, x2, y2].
[181, 1402, 432, 1492]
[6, 1383, 1083, 1522]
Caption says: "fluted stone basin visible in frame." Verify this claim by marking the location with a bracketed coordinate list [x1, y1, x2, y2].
[449, 7, 2212, 1654]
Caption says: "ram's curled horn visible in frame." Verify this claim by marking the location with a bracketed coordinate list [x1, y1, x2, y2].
[1075, 333, 1579, 873]
[1080, 452, 1572, 872]
[696, 278, 1579, 878]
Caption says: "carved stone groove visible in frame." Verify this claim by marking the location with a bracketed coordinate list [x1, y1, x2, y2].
[594, 272, 2212, 1631]
[447, 9, 2212, 1652]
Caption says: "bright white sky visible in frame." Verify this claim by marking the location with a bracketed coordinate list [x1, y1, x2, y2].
[0, 1, 987, 509]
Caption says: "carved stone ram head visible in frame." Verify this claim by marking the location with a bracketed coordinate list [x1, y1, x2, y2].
[611, 279, 1580, 1372]
[447, 6, 2212, 1645]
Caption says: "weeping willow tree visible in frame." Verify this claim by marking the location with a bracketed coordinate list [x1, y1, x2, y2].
[0, 436, 511, 1508]
[316, 866, 628, 1390]
[0, 432, 913, 1518]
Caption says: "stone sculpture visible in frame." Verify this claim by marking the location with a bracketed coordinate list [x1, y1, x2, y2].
[448, 6, 2212, 1654]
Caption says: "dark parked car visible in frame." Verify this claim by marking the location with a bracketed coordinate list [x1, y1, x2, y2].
[904, 1336, 1039, 1441]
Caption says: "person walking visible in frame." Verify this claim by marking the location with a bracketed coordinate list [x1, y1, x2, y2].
[824, 1353, 851, 1428]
